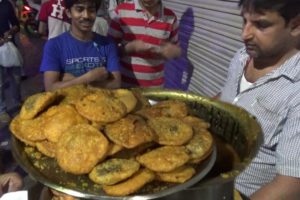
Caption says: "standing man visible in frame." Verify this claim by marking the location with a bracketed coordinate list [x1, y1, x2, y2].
[219, 0, 300, 199]
[38, 0, 70, 39]
[108, 0, 181, 88]
[40, 0, 121, 91]
[0, 0, 21, 125]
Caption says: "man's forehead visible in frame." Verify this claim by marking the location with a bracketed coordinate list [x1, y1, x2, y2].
[73, 2, 95, 8]
[241, 9, 281, 19]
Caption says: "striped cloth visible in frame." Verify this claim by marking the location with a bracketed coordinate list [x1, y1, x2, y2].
[220, 48, 300, 197]
[108, 0, 179, 88]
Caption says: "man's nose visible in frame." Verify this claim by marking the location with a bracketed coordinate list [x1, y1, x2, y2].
[82, 9, 90, 18]
[242, 23, 253, 41]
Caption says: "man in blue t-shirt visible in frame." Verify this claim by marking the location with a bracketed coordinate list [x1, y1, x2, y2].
[40, 0, 120, 91]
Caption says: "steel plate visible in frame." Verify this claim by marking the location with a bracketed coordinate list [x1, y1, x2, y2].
[11, 136, 216, 199]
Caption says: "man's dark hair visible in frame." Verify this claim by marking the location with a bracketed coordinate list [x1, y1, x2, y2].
[239, 0, 300, 23]
[64, 0, 102, 10]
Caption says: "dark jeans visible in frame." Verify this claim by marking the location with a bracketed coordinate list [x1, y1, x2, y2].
[0, 66, 21, 114]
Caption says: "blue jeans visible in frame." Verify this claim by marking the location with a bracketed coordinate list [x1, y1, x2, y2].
[0, 66, 21, 114]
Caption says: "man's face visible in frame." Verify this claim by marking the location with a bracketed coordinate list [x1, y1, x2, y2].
[241, 10, 295, 60]
[67, 2, 97, 33]
[139, 0, 160, 9]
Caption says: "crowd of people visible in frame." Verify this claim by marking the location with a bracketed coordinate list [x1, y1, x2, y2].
[1, 0, 300, 199]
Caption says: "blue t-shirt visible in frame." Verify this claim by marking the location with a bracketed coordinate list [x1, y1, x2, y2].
[40, 31, 120, 77]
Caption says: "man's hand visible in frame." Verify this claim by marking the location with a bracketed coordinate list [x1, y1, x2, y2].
[124, 40, 153, 53]
[51, 189, 79, 200]
[85, 67, 109, 83]
[0, 172, 23, 196]
[62, 73, 75, 81]
[151, 41, 181, 59]
[250, 175, 300, 200]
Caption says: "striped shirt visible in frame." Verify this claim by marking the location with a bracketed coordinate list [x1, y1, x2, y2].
[220, 48, 300, 197]
[108, 0, 179, 88]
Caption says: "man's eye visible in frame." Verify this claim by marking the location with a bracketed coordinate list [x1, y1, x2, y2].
[75, 7, 84, 12]
[255, 22, 271, 29]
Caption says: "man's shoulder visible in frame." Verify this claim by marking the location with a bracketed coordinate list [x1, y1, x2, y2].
[46, 32, 69, 46]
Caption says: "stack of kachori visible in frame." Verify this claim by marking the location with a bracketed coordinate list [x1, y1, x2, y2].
[10, 84, 214, 197]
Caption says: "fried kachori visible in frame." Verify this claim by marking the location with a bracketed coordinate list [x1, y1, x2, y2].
[36, 140, 56, 158]
[182, 115, 210, 131]
[136, 146, 190, 172]
[10, 114, 46, 143]
[113, 89, 138, 113]
[56, 84, 90, 105]
[43, 104, 89, 142]
[89, 158, 140, 185]
[56, 124, 109, 174]
[136, 100, 188, 119]
[148, 117, 193, 146]
[102, 168, 155, 196]
[75, 93, 127, 123]
[20, 91, 57, 119]
[185, 130, 214, 164]
[105, 114, 156, 149]
[155, 165, 196, 183]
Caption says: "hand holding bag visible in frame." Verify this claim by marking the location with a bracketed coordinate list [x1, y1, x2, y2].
[0, 41, 23, 67]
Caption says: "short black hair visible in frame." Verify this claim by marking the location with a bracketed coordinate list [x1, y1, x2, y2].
[239, 0, 300, 23]
[64, 0, 102, 10]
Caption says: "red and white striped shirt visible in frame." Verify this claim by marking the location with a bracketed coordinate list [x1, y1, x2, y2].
[108, 0, 179, 88]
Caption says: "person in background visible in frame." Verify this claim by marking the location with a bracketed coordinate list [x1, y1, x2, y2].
[218, 0, 300, 199]
[108, 0, 181, 88]
[97, 0, 117, 20]
[38, 0, 70, 39]
[0, 172, 23, 196]
[40, 0, 121, 91]
[0, 0, 21, 125]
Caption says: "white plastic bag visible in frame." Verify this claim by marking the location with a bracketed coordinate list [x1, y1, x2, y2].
[0, 41, 23, 67]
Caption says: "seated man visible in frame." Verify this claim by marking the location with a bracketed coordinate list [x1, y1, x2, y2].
[40, 0, 121, 91]
[219, 0, 300, 199]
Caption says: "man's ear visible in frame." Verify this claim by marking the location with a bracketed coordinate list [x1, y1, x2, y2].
[290, 15, 300, 36]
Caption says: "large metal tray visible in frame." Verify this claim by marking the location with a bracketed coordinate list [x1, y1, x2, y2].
[11, 88, 262, 199]
[12, 136, 216, 199]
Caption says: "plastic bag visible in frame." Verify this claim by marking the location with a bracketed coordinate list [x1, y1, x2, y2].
[0, 41, 23, 67]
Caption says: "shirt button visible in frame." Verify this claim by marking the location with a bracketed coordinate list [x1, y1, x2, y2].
[233, 96, 239, 104]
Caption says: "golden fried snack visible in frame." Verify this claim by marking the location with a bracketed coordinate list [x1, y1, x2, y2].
[111, 142, 156, 159]
[185, 130, 214, 164]
[136, 100, 188, 119]
[10, 114, 46, 144]
[43, 104, 89, 143]
[136, 146, 190, 172]
[10, 117, 36, 146]
[156, 165, 196, 183]
[148, 117, 193, 146]
[102, 168, 155, 196]
[105, 115, 155, 149]
[106, 143, 124, 156]
[56, 124, 109, 174]
[182, 116, 210, 131]
[131, 90, 151, 111]
[20, 92, 57, 119]
[36, 140, 56, 158]
[89, 158, 140, 185]
[56, 84, 90, 105]
[113, 89, 137, 113]
[75, 93, 127, 123]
